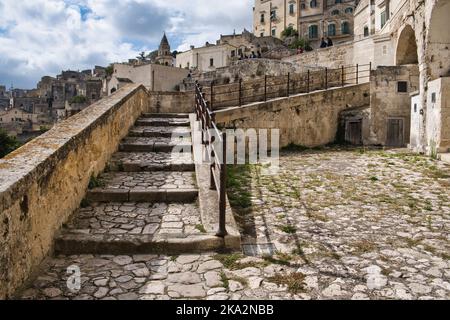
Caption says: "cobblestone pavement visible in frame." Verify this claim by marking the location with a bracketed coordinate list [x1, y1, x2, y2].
[109, 152, 194, 171]
[19, 148, 450, 300]
[129, 126, 191, 137]
[94, 172, 197, 190]
[63, 203, 203, 238]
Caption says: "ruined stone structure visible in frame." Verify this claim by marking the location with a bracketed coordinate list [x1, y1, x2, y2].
[253, 0, 358, 47]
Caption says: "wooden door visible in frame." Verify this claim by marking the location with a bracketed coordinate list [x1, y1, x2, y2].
[386, 118, 404, 147]
[345, 120, 362, 145]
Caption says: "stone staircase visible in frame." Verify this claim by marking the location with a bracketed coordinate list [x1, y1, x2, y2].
[54, 113, 226, 255]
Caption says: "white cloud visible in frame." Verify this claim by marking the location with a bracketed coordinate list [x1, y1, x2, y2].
[0, 0, 253, 88]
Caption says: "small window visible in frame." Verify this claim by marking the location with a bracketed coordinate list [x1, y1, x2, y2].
[289, 4, 295, 15]
[381, 11, 387, 28]
[397, 81, 408, 93]
[210, 58, 214, 67]
[271, 28, 276, 36]
[431, 92, 436, 103]
[335, 0, 342, 3]
[260, 14, 265, 23]
[345, 7, 353, 14]
[332, 10, 339, 15]
[309, 25, 318, 39]
[260, 32, 264, 37]
[341, 21, 350, 34]
[301, 3, 306, 9]
[414, 104, 417, 113]
[310, 0, 318, 8]
[270, 10, 276, 20]
[328, 24, 336, 36]
[364, 26, 369, 37]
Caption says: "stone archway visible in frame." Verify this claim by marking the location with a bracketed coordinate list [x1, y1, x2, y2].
[395, 24, 418, 65]
[426, 0, 450, 80]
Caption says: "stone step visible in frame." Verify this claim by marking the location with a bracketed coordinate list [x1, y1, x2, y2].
[135, 118, 190, 127]
[119, 137, 192, 153]
[109, 152, 195, 172]
[128, 126, 191, 138]
[141, 113, 190, 119]
[86, 172, 198, 203]
[54, 202, 222, 255]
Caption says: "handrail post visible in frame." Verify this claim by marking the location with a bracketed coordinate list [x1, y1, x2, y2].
[325, 68, 328, 90]
[264, 75, 267, 101]
[216, 131, 228, 238]
[356, 64, 359, 85]
[210, 81, 214, 111]
[287, 72, 290, 97]
[341, 65, 344, 87]
[307, 70, 310, 93]
[238, 78, 243, 106]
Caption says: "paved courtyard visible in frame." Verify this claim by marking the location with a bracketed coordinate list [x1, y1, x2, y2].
[19, 147, 450, 300]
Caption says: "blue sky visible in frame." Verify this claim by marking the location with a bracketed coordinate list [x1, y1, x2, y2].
[0, 0, 253, 89]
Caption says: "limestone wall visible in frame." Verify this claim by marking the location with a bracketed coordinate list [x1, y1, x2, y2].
[215, 83, 370, 148]
[426, 77, 450, 153]
[368, 65, 420, 146]
[147, 91, 194, 114]
[0, 84, 149, 299]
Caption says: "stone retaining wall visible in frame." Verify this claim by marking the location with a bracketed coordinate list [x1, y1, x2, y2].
[215, 83, 370, 148]
[0, 84, 150, 299]
[147, 91, 194, 114]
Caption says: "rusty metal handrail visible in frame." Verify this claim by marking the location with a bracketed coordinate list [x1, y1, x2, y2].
[194, 81, 228, 237]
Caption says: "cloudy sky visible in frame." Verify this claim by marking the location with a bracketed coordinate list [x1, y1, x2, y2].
[0, 0, 253, 89]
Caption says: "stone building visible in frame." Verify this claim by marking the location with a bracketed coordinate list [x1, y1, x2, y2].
[108, 63, 189, 94]
[253, 0, 358, 47]
[284, 0, 449, 155]
[176, 29, 285, 72]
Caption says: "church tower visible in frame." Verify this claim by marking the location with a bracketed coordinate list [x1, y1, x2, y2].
[155, 33, 174, 66]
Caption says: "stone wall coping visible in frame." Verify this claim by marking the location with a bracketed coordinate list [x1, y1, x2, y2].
[0, 83, 144, 212]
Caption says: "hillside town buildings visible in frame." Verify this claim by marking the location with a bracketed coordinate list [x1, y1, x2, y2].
[253, 0, 358, 46]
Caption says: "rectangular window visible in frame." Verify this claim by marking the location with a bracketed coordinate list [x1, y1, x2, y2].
[260, 32, 264, 37]
[309, 25, 318, 39]
[328, 24, 336, 36]
[431, 92, 436, 103]
[231, 50, 235, 57]
[380, 11, 386, 28]
[397, 81, 408, 93]
[289, 4, 295, 15]
[210, 58, 214, 67]
[270, 10, 276, 20]
[272, 29, 276, 36]
[364, 26, 369, 37]
[260, 14, 265, 23]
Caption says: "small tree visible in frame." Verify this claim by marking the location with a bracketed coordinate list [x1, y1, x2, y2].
[137, 51, 146, 61]
[0, 129, 21, 158]
[70, 95, 87, 104]
[105, 64, 114, 77]
[289, 37, 313, 51]
[281, 26, 299, 38]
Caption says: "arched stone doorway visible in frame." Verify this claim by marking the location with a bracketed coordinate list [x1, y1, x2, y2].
[395, 24, 418, 65]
